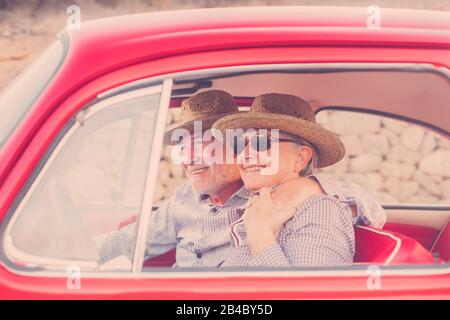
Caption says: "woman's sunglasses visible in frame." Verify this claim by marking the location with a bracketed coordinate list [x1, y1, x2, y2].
[229, 135, 301, 155]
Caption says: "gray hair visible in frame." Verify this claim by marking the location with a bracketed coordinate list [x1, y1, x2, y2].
[297, 137, 318, 177]
[279, 131, 317, 177]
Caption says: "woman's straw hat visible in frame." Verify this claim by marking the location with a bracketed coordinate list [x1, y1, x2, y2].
[212, 93, 345, 168]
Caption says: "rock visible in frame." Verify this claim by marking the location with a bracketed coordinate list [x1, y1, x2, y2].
[157, 161, 170, 185]
[373, 191, 399, 204]
[165, 110, 173, 126]
[361, 133, 390, 155]
[415, 188, 430, 196]
[153, 186, 166, 202]
[440, 179, 450, 200]
[380, 128, 400, 148]
[339, 135, 363, 156]
[419, 150, 450, 177]
[163, 146, 177, 162]
[386, 145, 420, 165]
[430, 174, 443, 183]
[350, 154, 382, 172]
[326, 112, 381, 135]
[380, 161, 415, 180]
[414, 172, 442, 197]
[320, 155, 349, 174]
[365, 172, 383, 191]
[401, 125, 425, 151]
[165, 177, 186, 194]
[382, 117, 407, 133]
[170, 164, 185, 178]
[343, 173, 367, 188]
[419, 132, 437, 155]
[385, 178, 419, 201]
[437, 137, 450, 150]
[407, 195, 439, 204]
[171, 109, 182, 123]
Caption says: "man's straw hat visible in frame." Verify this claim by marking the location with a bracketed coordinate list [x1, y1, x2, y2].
[164, 90, 239, 145]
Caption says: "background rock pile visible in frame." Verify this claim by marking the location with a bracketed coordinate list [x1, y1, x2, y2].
[156, 109, 450, 205]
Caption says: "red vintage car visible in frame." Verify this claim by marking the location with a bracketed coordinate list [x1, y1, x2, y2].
[0, 6, 449, 299]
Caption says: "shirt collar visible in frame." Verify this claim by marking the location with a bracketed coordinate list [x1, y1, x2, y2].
[310, 175, 347, 202]
[195, 185, 253, 205]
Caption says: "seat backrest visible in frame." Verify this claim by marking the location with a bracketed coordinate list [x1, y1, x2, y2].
[431, 220, 450, 262]
[143, 248, 176, 267]
[354, 226, 436, 265]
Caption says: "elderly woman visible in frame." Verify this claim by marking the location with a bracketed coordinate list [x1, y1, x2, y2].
[212, 93, 355, 268]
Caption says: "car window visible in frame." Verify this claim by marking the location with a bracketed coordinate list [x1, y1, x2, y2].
[154, 108, 450, 207]
[0, 39, 66, 148]
[4, 87, 162, 272]
[315, 110, 450, 205]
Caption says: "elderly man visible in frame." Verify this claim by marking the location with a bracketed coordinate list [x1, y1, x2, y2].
[99, 90, 386, 268]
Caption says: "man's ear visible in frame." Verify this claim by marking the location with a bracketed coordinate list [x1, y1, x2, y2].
[294, 146, 313, 173]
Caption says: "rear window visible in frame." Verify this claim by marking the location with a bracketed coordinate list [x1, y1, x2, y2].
[0, 38, 66, 147]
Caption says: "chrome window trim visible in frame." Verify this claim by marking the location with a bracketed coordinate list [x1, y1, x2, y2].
[1, 261, 449, 279]
[2, 85, 164, 271]
[98, 62, 450, 99]
[131, 79, 173, 273]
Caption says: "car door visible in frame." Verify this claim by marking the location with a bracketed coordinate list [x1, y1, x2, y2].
[0, 80, 172, 298]
[1, 43, 449, 299]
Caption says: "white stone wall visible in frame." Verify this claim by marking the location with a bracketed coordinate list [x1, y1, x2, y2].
[157, 109, 450, 205]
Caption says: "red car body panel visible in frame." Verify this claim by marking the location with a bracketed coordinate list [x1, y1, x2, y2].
[0, 7, 449, 299]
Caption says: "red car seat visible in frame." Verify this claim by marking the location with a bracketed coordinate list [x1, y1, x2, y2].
[431, 220, 450, 262]
[354, 226, 437, 265]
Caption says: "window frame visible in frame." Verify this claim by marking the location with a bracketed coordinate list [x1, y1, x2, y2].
[1, 62, 449, 279]
[2, 80, 173, 272]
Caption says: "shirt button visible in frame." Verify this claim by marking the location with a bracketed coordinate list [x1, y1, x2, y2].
[196, 252, 202, 259]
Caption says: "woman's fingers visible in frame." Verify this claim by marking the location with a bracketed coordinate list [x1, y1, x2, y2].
[258, 187, 274, 206]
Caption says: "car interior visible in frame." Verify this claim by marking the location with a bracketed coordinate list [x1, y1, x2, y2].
[3, 65, 449, 272]
[140, 66, 450, 268]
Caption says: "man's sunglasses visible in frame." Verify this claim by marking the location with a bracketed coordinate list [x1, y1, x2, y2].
[229, 135, 301, 155]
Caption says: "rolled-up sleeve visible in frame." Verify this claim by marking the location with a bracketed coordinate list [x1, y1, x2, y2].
[99, 200, 178, 264]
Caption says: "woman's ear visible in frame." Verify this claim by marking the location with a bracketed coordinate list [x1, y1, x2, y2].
[294, 146, 313, 173]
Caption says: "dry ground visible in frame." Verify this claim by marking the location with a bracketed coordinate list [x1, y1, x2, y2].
[0, 0, 449, 90]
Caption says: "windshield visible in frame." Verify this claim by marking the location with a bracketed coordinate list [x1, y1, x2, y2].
[0, 38, 66, 147]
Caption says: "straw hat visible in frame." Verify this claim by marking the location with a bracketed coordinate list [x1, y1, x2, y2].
[212, 93, 345, 168]
[163, 90, 239, 145]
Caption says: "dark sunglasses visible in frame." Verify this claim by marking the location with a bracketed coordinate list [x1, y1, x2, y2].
[229, 135, 301, 155]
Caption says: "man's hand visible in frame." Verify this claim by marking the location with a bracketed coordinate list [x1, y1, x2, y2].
[243, 187, 297, 256]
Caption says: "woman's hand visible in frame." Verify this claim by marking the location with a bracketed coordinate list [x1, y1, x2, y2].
[243, 187, 297, 256]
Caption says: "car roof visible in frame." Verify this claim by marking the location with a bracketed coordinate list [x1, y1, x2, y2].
[72, 6, 450, 38]
[64, 6, 450, 71]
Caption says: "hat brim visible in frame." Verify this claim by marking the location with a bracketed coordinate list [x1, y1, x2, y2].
[212, 112, 345, 168]
[163, 112, 237, 145]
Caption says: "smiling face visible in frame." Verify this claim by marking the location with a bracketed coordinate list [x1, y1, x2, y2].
[236, 130, 314, 191]
[178, 134, 241, 196]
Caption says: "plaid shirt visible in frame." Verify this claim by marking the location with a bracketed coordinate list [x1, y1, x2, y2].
[225, 194, 355, 268]
[99, 175, 385, 267]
